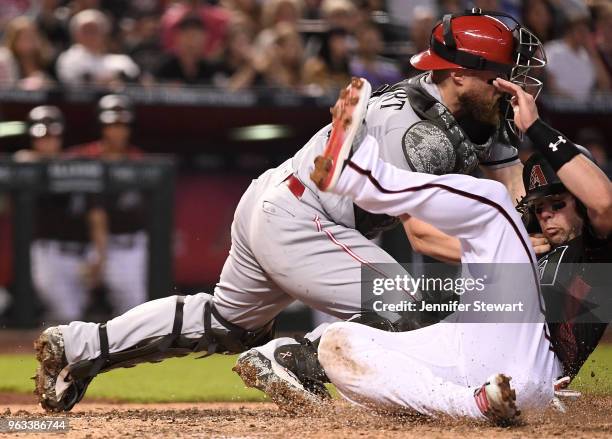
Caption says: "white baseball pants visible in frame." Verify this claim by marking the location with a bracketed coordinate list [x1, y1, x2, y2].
[58, 157, 416, 364]
[104, 231, 148, 313]
[318, 137, 562, 419]
[31, 240, 90, 322]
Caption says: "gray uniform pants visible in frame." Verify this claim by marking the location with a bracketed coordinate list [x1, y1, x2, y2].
[60, 161, 413, 363]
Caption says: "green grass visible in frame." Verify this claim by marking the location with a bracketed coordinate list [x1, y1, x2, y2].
[1, 345, 610, 402]
[565, 344, 612, 395]
[0, 354, 266, 402]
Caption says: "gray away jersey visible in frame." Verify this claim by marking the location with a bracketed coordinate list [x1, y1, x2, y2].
[290, 73, 519, 228]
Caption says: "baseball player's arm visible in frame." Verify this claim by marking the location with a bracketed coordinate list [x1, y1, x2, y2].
[479, 162, 525, 205]
[557, 156, 612, 235]
[401, 215, 461, 264]
[86, 207, 108, 287]
[555, 153, 612, 235]
[494, 78, 612, 236]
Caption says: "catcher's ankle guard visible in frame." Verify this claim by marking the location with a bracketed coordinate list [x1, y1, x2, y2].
[69, 295, 276, 381]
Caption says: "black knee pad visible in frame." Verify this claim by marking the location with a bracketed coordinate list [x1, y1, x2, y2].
[204, 302, 276, 354]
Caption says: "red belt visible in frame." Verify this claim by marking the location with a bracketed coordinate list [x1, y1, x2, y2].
[284, 174, 305, 199]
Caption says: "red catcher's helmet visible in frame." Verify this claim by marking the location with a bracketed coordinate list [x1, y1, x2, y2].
[411, 14, 516, 74]
[410, 9, 547, 138]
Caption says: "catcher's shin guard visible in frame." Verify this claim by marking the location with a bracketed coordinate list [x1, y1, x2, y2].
[69, 296, 191, 382]
[56, 295, 274, 411]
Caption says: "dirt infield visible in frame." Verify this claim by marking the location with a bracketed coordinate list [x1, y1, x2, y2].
[1, 393, 610, 438]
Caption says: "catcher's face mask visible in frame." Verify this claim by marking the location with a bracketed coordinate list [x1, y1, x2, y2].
[411, 8, 546, 138]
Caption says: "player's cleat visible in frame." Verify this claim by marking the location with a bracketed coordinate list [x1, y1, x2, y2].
[474, 373, 521, 426]
[233, 346, 330, 414]
[550, 376, 581, 413]
[310, 77, 371, 192]
[272, 337, 330, 399]
[33, 327, 91, 412]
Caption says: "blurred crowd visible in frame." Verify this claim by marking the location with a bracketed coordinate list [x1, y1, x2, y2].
[0, 0, 609, 99]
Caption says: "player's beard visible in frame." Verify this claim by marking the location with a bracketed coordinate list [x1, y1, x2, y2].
[457, 90, 501, 128]
[545, 219, 584, 248]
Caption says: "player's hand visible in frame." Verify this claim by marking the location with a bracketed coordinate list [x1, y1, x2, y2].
[529, 233, 550, 256]
[492, 78, 539, 133]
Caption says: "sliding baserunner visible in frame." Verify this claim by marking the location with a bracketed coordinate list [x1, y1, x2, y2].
[310, 77, 611, 424]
